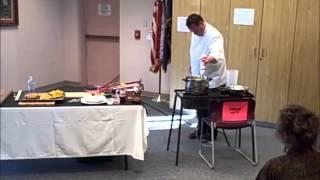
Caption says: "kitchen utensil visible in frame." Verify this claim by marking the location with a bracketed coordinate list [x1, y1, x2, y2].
[182, 76, 211, 95]
[228, 85, 249, 96]
[226, 70, 239, 87]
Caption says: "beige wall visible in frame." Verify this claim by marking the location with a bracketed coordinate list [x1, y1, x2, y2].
[1, 0, 64, 93]
[0, 0, 83, 95]
[120, 0, 171, 93]
[63, 0, 83, 82]
[1, 0, 171, 94]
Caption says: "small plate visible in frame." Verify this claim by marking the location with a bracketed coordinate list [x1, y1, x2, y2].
[80, 95, 107, 105]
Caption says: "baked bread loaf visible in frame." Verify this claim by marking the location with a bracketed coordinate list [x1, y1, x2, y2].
[25, 93, 40, 99]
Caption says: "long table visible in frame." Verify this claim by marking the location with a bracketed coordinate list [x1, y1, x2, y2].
[0, 93, 148, 161]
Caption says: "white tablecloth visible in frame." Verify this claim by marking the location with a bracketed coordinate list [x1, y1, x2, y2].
[0, 105, 148, 160]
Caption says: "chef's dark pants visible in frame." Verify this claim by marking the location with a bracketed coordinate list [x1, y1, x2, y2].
[196, 109, 218, 139]
[196, 109, 211, 135]
[196, 85, 226, 138]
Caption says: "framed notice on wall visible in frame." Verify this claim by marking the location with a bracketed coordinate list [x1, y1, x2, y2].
[0, 0, 19, 26]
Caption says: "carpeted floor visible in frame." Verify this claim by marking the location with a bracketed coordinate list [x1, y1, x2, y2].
[0, 125, 283, 180]
[0, 84, 285, 179]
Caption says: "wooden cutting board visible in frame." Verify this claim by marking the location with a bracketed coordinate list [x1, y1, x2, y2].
[18, 101, 55, 106]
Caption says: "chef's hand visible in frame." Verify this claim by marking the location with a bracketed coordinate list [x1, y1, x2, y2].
[201, 56, 216, 65]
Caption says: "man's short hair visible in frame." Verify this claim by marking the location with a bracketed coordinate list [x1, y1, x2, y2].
[186, 14, 204, 28]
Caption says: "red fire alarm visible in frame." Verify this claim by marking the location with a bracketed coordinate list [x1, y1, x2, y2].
[134, 30, 141, 40]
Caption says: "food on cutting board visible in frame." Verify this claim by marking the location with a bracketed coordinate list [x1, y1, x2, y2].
[39, 93, 53, 100]
[48, 89, 64, 98]
[24, 89, 64, 100]
[25, 93, 40, 99]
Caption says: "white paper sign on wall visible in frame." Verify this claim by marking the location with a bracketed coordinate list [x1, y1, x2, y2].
[177, 16, 190, 32]
[233, 8, 255, 26]
[98, 3, 112, 16]
[146, 30, 152, 41]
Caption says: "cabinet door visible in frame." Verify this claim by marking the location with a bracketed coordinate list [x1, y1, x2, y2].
[288, 0, 320, 116]
[255, 0, 298, 123]
[169, 0, 201, 107]
[227, 0, 264, 94]
[201, 0, 231, 59]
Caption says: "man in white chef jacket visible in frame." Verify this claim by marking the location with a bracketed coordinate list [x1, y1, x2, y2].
[186, 14, 227, 140]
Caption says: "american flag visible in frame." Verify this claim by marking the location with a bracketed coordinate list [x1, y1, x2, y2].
[149, 0, 163, 73]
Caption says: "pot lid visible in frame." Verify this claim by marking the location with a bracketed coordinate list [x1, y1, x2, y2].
[185, 76, 209, 81]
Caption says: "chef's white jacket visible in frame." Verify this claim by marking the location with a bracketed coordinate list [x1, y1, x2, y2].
[190, 23, 227, 88]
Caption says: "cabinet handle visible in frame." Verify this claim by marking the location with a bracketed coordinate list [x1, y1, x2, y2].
[259, 48, 265, 61]
[262, 48, 266, 58]
[258, 48, 262, 61]
[254, 48, 257, 58]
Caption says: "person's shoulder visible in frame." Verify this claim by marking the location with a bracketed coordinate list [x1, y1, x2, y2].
[312, 150, 320, 159]
[314, 150, 320, 155]
[263, 154, 291, 171]
[190, 33, 199, 42]
[264, 151, 320, 170]
[255, 155, 289, 180]
[265, 155, 285, 165]
[206, 23, 222, 36]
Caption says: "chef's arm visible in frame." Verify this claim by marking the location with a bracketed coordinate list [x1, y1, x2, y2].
[204, 35, 225, 64]
[201, 56, 217, 64]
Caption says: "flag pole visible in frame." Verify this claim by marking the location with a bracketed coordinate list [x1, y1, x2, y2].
[152, 68, 168, 103]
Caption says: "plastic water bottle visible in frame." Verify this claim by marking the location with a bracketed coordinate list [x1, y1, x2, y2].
[27, 76, 35, 92]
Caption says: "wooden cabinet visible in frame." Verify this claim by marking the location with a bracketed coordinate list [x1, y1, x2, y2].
[201, 0, 231, 59]
[255, 0, 298, 122]
[227, 0, 263, 94]
[288, 0, 320, 116]
[228, 0, 302, 123]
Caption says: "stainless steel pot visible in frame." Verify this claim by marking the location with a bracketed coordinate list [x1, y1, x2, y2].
[182, 76, 211, 95]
